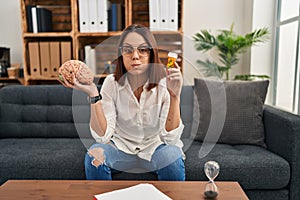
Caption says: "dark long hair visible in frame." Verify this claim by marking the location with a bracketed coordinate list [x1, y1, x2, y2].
[114, 24, 166, 90]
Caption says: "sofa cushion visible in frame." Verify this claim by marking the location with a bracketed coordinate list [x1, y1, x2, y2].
[180, 85, 195, 138]
[184, 140, 290, 190]
[0, 138, 95, 184]
[0, 85, 91, 138]
[192, 78, 269, 147]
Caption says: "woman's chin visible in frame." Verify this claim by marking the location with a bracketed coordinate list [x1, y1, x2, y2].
[127, 68, 146, 75]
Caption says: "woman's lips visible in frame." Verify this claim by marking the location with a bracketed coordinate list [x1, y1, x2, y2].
[131, 64, 141, 68]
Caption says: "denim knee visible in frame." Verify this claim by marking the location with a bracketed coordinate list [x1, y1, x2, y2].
[84, 151, 112, 180]
[152, 145, 183, 169]
[156, 156, 185, 181]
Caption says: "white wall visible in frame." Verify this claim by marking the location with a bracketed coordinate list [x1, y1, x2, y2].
[251, 0, 275, 77]
[182, 0, 274, 84]
[0, 0, 23, 65]
[250, 0, 276, 103]
[183, 0, 252, 83]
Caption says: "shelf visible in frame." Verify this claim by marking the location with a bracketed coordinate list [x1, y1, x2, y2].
[76, 32, 123, 37]
[26, 76, 58, 81]
[23, 32, 72, 38]
[0, 77, 25, 85]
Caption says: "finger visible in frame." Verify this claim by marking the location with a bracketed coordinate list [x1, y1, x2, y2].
[167, 73, 179, 78]
[174, 62, 180, 69]
[72, 74, 82, 89]
[60, 74, 74, 88]
[167, 71, 182, 78]
[58, 79, 67, 87]
[58, 74, 68, 87]
[168, 76, 182, 81]
[167, 67, 181, 75]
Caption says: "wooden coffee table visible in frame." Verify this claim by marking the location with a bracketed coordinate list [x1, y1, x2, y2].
[0, 180, 249, 200]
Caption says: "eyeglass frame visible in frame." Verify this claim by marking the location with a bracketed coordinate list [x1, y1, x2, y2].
[119, 45, 153, 57]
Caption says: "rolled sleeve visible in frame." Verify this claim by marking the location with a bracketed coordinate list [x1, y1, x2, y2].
[90, 126, 114, 144]
[160, 119, 184, 145]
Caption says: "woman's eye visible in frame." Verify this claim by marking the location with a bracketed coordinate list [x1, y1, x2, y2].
[124, 47, 133, 53]
[139, 47, 149, 53]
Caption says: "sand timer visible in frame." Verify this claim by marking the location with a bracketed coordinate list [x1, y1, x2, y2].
[204, 161, 220, 199]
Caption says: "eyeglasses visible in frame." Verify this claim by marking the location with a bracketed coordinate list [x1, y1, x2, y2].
[119, 45, 152, 57]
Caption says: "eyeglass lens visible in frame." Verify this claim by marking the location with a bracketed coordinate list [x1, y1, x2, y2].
[120, 46, 151, 56]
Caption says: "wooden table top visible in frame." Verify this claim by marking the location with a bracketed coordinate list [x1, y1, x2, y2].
[0, 180, 249, 200]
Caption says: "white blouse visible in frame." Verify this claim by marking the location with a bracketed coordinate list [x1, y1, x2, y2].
[90, 74, 184, 161]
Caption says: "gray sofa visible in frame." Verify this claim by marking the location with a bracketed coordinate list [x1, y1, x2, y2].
[0, 84, 299, 200]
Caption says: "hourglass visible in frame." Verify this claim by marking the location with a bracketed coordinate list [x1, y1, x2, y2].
[204, 161, 220, 199]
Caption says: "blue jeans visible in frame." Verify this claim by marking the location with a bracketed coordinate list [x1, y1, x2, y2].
[84, 143, 185, 181]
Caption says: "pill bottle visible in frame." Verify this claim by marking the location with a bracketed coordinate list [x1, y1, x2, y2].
[167, 52, 178, 68]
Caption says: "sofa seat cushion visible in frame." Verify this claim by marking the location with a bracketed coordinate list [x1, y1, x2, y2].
[184, 141, 290, 190]
[0, 138, 94, 184]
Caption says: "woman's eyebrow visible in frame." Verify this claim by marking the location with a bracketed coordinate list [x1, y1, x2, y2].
[123, 42, 148, 46]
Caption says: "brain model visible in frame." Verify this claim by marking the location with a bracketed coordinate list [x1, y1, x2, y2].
[59, 60, 94, 85]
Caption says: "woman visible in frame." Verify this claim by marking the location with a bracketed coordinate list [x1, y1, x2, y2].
[59, 24, 185, 181]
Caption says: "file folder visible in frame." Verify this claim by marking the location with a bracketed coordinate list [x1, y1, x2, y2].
[149, 0, 160, 31]
[159, 0, 169, 31]
[89, 0, 98, 32]
[79, 0, 90, 32]
[49, 42, 60, 76]
[97, 0, 108, 32]
[39, 42, 51, 76]
[168, 0, 178, 31]
[28, 42, 41, 76]
[60, 41, 72, 64]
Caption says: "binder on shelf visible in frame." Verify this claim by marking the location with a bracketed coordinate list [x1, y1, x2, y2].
[168, 0, 178, 31]
[60, 41, 72, 64]
[109, 3, 123, 31]
[96, 0, 108, 32]
[36, 7, 53, 32]
[109, 3, 118, 31]
[84, 45, 97, 74]
[26, 5, 34, 32]
[78, 0, 90, 32]
[31, 6, 53, 33]
[88, 0, 98, 32]
[149, 0, 160, 31]
[90, 48, 97, 74]
[28, 42, 41, 76]
[39, 42, 51, 76]
[31, 7, 38, 33]
[116, 4, 125, 31]
[84, 45, 92, 68]
[49, 42, 60, 76]
[159, 0, 169, 31]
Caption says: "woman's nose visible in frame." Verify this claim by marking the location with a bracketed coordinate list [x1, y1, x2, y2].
[132, 48, 139, 59]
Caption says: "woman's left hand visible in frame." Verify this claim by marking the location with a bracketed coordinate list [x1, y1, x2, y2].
[166, 62, 183, 99]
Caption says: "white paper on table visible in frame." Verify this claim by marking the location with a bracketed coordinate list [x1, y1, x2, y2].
[94, 183, 172, 200]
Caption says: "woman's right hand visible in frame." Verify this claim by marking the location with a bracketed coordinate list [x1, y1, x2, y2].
[58, 73, 98, 97]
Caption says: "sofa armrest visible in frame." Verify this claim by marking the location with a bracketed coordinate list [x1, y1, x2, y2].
[263, 105, 300, 200]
